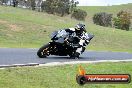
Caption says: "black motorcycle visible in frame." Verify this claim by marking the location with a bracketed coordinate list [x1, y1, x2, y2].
[37, 30, 94, 58]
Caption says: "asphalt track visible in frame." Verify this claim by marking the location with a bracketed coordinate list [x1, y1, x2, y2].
[0, 48, 132, 66]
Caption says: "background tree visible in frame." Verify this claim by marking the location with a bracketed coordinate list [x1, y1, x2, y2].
[12, 0, 18, 7]
[113, 10, 131, 31]
[30, 0, 35, 10]
[41, 0, 78, 16]
[71, 9, 87, 21]
[35, 0, 42, 12]
[93, 12, 113, 27]
[70, 0, 79, 13]
[1, 0, 7, 5]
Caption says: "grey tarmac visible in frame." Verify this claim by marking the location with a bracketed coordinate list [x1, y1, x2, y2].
[0, 48, 132, 67]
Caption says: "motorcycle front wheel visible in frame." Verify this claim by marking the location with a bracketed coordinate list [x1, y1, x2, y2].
[37, 43, 50, 58]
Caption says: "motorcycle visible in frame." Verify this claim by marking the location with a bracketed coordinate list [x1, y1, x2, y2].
[37, 30, 94, 58]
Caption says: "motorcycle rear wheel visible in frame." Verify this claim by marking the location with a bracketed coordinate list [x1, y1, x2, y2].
[69, 52, 80, 59]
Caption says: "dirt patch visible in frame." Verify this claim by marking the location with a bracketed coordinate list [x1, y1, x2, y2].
[9, 24, 21, 31]
[0, 19, 22, 31]
[0, 20, 8, 24]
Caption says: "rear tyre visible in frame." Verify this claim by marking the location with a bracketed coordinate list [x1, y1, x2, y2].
[37, 43, 50, 58]
[69, 52, 80, 59]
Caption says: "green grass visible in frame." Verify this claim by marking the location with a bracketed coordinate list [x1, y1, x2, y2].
[0, 62, 132, 88]
[0, 4, 132, 52]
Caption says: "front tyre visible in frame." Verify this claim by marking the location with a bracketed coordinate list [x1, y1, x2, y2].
[37, 43, 50, 58]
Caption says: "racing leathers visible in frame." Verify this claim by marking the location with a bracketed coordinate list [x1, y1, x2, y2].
[64, 28, 88, 59]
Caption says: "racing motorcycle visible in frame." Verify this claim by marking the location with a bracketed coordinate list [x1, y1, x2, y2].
[37, 30, 94, 58]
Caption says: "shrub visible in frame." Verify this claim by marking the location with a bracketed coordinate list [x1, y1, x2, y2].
[71, 9, 87, 21]
[113, 10, 131, 31]
[93, 12, 113, 27]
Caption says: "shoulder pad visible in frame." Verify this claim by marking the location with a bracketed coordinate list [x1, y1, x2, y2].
[69, 28, 75, 31]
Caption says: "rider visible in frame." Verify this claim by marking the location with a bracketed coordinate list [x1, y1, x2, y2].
[65, 23, 86, 37]
[65, 23, 87, 59]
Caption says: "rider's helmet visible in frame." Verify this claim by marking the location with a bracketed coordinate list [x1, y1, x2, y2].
[75, 23, 86, 35]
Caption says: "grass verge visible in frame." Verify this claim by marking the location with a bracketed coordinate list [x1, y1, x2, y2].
[0, 62, 132, 88]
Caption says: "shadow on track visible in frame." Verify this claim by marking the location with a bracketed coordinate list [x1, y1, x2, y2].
[39, 56, 96, 60]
